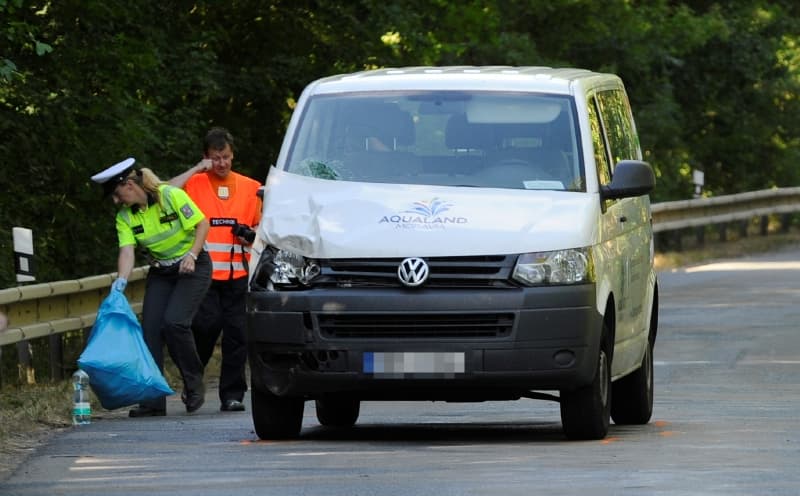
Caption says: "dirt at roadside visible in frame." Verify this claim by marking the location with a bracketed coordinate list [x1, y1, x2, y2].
[0, 406, 129, 481]
[0, 428, 56, 480]
[0, 383, 214, 482]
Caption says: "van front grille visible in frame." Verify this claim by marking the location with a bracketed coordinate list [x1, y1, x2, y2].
[318, 312, 515, 339]
[312, 255, 517, 289]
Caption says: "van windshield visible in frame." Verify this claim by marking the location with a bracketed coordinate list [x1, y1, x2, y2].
[285, 91, 584, 191]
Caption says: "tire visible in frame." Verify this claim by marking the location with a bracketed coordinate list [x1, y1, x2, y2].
[611, 338, 654, 425]
[315, 398, 360, 427]
[251, 386, 304, 440]
[560, 324, 612, 440]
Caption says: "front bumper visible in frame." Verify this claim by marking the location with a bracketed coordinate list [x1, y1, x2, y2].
[246, 284, 602, 401]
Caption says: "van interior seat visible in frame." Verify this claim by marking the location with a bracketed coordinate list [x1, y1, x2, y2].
[472, 121, 572, 189]
[442, 114, 495, 175]
[444, 113, 497, 151]
[344, 102, 415, 151]
[341, 102, 421, 179]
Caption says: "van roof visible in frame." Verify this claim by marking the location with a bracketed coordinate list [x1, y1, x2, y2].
[304, 66, 622, 95]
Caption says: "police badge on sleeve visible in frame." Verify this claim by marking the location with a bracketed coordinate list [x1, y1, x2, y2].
[180, 204, 195, 219]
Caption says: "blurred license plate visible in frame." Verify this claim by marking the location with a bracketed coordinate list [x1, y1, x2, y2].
[363, 352, 465, 376]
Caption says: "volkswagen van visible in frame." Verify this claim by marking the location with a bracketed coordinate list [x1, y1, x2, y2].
[246, 66, 658, 440]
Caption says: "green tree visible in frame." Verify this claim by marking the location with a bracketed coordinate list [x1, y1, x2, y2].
[0, 1, 218, 284]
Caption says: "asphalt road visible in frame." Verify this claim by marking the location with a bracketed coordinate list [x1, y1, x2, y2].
[1, 247, 799, 495]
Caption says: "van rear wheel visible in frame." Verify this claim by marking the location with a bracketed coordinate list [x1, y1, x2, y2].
[612, 296, 657, 425]
[560, 323, 612, 440]
[611, 339, 654, 424]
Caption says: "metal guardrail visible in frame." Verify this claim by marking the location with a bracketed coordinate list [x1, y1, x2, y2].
[0, 267, 148, 347]
[1, 186, 800, 350]
[651, 186, 800, 232]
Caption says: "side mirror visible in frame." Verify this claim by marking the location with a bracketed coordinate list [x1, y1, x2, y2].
[601, 160, 655, 200]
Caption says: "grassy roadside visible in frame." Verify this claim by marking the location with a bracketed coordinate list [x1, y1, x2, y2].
[2, 229, 800, 479]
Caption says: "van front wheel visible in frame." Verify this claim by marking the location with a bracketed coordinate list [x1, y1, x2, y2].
[251, 387, 304, 440]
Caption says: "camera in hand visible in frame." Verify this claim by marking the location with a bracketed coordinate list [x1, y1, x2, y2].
[231, 223, 256, 243]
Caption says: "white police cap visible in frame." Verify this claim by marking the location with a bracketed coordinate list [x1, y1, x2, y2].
[91, 157, 136, 195]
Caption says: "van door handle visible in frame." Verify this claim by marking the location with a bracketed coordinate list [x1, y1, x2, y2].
[619, 216, 628, 223]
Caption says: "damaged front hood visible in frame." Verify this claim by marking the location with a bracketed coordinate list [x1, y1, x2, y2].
[260, 168, 598, 259]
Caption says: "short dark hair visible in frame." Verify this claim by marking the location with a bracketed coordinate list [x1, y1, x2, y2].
[203, 127, 235, 153]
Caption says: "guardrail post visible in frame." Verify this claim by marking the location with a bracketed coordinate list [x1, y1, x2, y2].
[655, 231, 682, 252]
[780, 214, 792, 233]
[49, 335, 64, 380]
[0, 313, 5, 387]
[739, 220, 749, 238]
[16, 340, 35, 384]
[760, 215, 769, 236]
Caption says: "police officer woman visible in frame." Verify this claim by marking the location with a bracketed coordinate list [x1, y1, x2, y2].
[91, 158, 212, 417]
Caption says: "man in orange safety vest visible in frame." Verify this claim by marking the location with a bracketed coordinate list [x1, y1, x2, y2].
[170, 127, 262, 412]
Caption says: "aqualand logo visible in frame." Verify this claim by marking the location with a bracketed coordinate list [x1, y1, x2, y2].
[379, 198, 468, 229]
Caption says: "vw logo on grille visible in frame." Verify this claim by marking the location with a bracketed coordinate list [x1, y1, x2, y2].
[398, 257, 429, 287]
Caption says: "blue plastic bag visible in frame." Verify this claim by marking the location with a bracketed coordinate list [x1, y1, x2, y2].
[78, 290, 174, 410]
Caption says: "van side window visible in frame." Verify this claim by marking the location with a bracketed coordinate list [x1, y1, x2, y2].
[587, 97, 611, 187]
[595, 89, 640, 168]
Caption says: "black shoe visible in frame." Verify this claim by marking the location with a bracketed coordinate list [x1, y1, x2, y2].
[221, 399, 245, 412]
[184, 390, 205, 413]
[129, 406, 166, 418]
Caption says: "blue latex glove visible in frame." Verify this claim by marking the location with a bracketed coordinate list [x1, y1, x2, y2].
[111, 278, 127, 292]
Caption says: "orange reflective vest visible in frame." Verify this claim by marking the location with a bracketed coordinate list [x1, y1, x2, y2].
[185, 171, 262, 280]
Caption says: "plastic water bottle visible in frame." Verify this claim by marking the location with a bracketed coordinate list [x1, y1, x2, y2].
[71, 369, 91, 425]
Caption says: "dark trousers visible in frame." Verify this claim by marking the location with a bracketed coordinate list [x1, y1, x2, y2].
[192, 277, 248, 403]
[139, 251, 212, 410]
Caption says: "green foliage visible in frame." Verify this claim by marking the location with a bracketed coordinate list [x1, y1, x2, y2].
[671, 1, 800, 194]
[1, 0, 799, 287]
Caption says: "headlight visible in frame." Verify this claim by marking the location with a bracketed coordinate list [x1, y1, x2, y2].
[512, 248, 593, 286]
[252, 247, 320, 289]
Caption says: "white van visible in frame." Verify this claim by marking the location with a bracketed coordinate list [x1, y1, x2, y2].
[246, 66, 658, 440]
